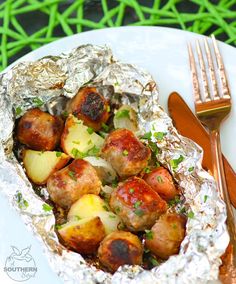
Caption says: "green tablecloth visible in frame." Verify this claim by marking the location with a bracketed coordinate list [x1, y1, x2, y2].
[0, 0, 236, 71]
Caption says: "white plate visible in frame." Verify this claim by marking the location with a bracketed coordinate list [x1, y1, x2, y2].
[1, 27, 235, 283]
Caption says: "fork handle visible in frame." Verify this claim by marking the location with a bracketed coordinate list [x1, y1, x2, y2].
[210, 129, 236, 266]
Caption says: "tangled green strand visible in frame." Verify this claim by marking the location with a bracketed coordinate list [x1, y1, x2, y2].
[0, 0, 236, 71]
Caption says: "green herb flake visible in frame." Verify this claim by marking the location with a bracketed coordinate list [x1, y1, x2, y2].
[87, 145, 100, 157]
[68, 170, 77, 181]
[115, 109, 130, 119]
[73, 140, 81, 145]
[148, 142, 159, 155]
[15, 106, 22, 116]
[102, 123, 109, 132]
[180, 207, 186, 214]
[168, 196, 181, 206]
[129, 188, 135, 194]
[15, 191, 29, 209]
[33, 97, 44, 107]
[144, 167, 151, 174]
[187, 211, 194, 219]
[134, 200, 142, 208]
[145, 230, 153, 240]
[188, 166, 194, 172]
[114, 81, 119, 86]
[56, 152, 62, 157]
[75, 215, 81, 220]
[153, 132, 166, 141]
[122, 149, 129, 156]
[107, 105, 111, 113]
[112, 178, 119, 188]
[109, 215, 116, 219]
[150, 257, 159, 266]
[118, 222, 125, 230]
[103, 205, 109, 211]
[115, 207, 121, 214]
[42, 203, 53, 212]
[55, 224, 63, 230]
[204, 195, 208, 203]
[87, 127, 94, 134]
[142, 132, 152, 140]
[134, 209, 144, 216]
[71, 148, 86, 159]
[172, 223, 177, 229]
[170, 155, 184, 170]
[62, 111, 69, 118]
[156, 175, 163, 183]
[156, 161, 160, 168]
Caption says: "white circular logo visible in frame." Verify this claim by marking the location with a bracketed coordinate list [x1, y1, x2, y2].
[4, 246, 37, 282]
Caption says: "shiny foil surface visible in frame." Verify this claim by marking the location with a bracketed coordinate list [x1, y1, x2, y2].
[0, 44, 228, 283]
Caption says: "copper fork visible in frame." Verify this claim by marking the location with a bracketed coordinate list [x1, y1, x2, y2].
[188, 35, 236, 282]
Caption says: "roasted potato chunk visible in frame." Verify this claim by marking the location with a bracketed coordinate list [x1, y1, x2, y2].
[61, 115, 104, 158]
[98, 231, 143, 272]
[66, 87, 109, 131]
[101, 129, 151, 178]
[23, 150, 70, 185]
[17, 108, 64, 151]
[58, 217, 106, 254]
[110, 177, 167, 231]
[144, 167, 178, 201]
[145, 213, 186, 259]
[47, 159, 101, 209]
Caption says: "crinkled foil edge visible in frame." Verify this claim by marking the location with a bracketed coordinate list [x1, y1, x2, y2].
[0, 44, 228, 284]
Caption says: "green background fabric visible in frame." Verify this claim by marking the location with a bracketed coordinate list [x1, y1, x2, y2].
[0, 0, 236, 71]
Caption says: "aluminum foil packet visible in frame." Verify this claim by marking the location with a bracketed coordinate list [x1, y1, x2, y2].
[0, 44, 229, 284]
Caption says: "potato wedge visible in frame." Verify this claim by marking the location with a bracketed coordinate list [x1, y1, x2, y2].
[61, 114, 104, 159]
[67, 194, 108, 220]
[23, 150, 70, 185]
[58, 216, 106, 254]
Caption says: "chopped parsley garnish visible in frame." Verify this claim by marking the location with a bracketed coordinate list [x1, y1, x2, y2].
[115, 207, 121, 214]
[87, 145, 100, 157]
[87, 139, 92, 145]
[71, 148, 86, 159]
[114, 81, 119, 86]
[172, 223, 177, 229]
[180, 207, 186, 214]
[56, 151, 62, 157]
[142, 131, 152, 140]
[109, 215, 116, 219]
[150, 257, 159, 266]
[107, 105, 111, 113]
[73, 140, 81, 145]
[42, 203, 53, 212]
[15, 106, 22, 116]
[148, 142, 159, 155]
[103, 205, 109, 211]
[187, 211, 194, 219]
[204, 195, 208, 203]
[156, 175, 163, 183]
[156, 161, 160, 167]
[170, 155, 184, 170]
[145, 230, 153, 240]
[168, 196, 181, 206]
[112, 178, 119, 188]
[118, 222, 125, 230]
[33, 97, 44, 107]
[102, 123, 109, 132]
[134, 200, 142, 208]
[55, 224, 63, 230]
[153, 132, 166, 141]
[122, 149, 129, 156]
[62, 111, 69, 118]
[87, 127, 94, 134]
[15, 191, 29, 209]
[75, 215, 81, 220]
[68, 170, 77, 181]
[144, 167, 151, 174]
[188, 166, 194, 172]
[115, 109, 130, 119]
[134, 209, 144, 216]
[129, 188, 135, 194]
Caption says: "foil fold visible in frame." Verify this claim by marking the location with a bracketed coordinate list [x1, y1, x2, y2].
[0, 44, 228, 284]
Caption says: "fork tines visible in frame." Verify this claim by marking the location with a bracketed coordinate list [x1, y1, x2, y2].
[187, 35, 231, 103]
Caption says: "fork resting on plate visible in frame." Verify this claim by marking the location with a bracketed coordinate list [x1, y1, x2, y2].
[188, 35, 236, 282]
